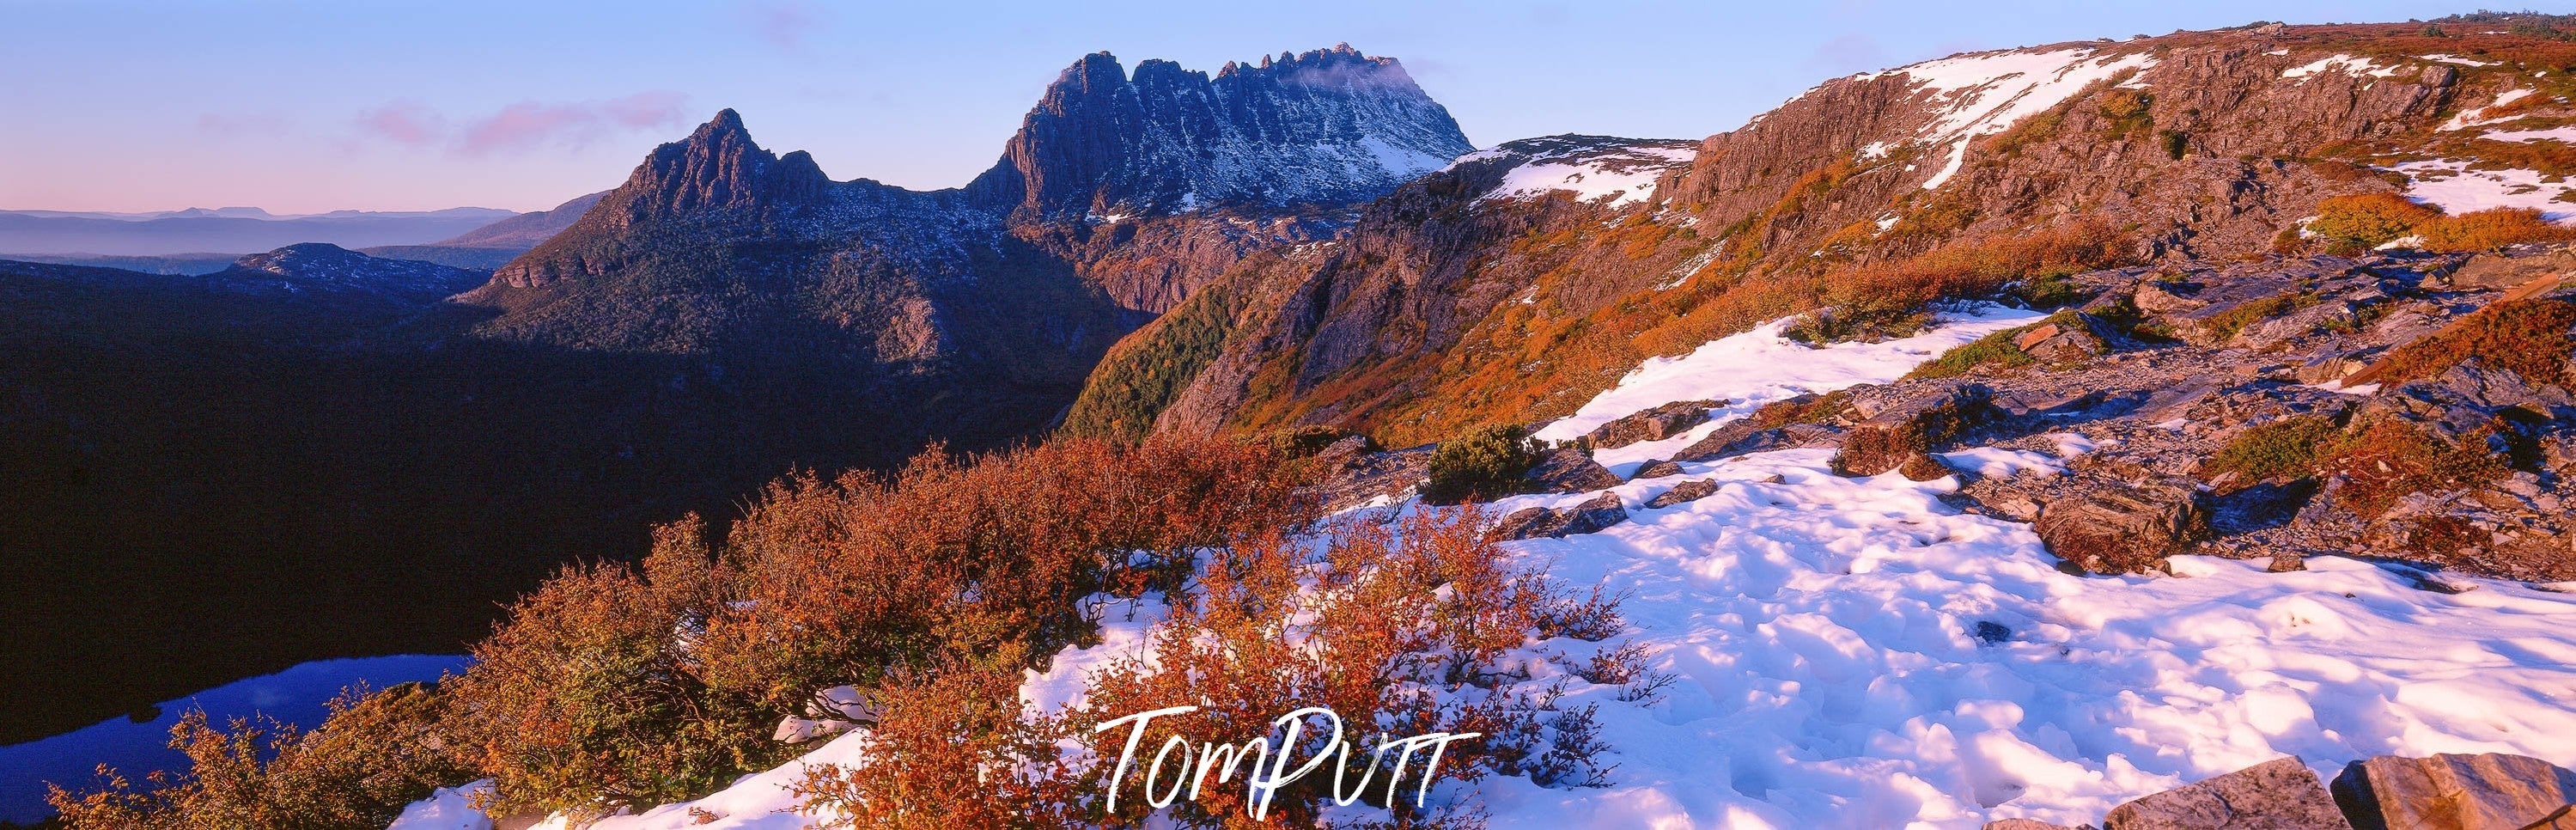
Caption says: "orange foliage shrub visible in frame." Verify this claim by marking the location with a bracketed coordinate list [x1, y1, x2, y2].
[2368, 297, 2576, 387]
[2415, 207, 2576, 252]
[445, 434, 1317, 817]
[1069, 509, 1630, 827]
[48, 684, 466, 830]
[2308, 192, 2440, 249]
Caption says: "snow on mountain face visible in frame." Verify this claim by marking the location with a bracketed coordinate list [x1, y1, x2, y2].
[1856, 47, 2159, 189]
[969, 44, 1476, 218]
[1459, 135, 1702, 209]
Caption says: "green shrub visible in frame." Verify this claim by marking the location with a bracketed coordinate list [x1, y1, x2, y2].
[1264, 424, 1373, 458]
[1905, 330, 2038, 380]
[1422, 424, 1542, 504]
[2204, 415, 2339, 483]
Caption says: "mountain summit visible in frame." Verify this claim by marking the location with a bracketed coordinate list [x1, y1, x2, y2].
[967, 44, 1473, 219]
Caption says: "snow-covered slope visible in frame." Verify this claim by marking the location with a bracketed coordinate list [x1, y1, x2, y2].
[416, 310, 2576, 829]
[1855, 47, 2159, 189]
[1461, 135, 1702, 210]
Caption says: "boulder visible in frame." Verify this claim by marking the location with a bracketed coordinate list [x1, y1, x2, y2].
[2136, 279, 2210, 314]
[1587, 400, 1722, 449]
[2447, 248, 2576, 292]
[1527, 448, 1623, 494]
[2015, 313, 2114, 363]
[1831, 383, 2001, 477]
[2331, 753, 2576, 830]
[1486, 493, 1629, 540]
[1985, 821, 2088, 830]
[1675, 421, 1841, 463]
[1646, 479, 1720, 509]
[2104, 756, 2353, 829]
[1556, 493, 1630, 535]
[2035, 479, 2210, 575]
[1633, 459, 1686, 479]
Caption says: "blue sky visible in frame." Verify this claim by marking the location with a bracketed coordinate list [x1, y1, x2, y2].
[0, 0, 2498, 213]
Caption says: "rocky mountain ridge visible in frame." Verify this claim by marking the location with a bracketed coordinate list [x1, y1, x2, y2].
[1082, 17, 2576, 449]
[965, 44, 1473, 220]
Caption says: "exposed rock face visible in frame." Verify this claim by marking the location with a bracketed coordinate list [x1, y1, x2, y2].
[965, 45, 1472, 220]
[1662, 36, 2455, 263]
[2331, 753, 2576, 830]
[2035, 480, 2210, 575]
[620, 109, 831, 223]
[2104, 756, 2353, 829]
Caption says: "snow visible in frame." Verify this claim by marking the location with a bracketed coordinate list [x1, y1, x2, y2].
[1477, 141, 1700, 209]
[531, 732, 875, 830]
[1531, 304, 2046, 473]
[411, 292, 2576, 828]
[2423, 54, 2501, 67]
[2480, 125, 2576, 143]
[2390, 159, 2576, 223]
[2281, 54, 2403, 79]
[1862, 48, 2158, 190]
[2, 654, 467, 825]
[2441, 88, 2536, 131]
[387, 781, 496, 830]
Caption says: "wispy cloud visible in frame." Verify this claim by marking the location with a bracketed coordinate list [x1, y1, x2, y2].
[745, 1, 825, 51]
[350, 93, 691, 156]
[355, 101, 445, 147]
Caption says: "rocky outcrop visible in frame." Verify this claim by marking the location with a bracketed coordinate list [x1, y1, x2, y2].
[2036, 480, 2211, 575]
[1831, 383, 2001, 477]
[1526, 448, 1623, 494]
[1588, 400, 1721, 449]
[1487, 492, 1629, 541]
[2104, 756, 2353, 829]
[2331, 753, 2576, 830]
[965, 46, 1473, 220]
[1645, 479, 1719, 509]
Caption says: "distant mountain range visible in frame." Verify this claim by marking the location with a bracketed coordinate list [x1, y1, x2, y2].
[0, 205, 521, 256]
[0, 195, 606, 271]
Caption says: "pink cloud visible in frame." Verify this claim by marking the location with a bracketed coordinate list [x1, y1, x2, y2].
[355, 101, 444, 147]
[350, 93, 691, 156]
[746, 1, 824, 50]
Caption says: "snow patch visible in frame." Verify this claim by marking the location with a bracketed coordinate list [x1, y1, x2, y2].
[2391, 159, 2576, 223]
[1476, 139, 1699, 209]
[1531, 303, 2046, 472]
[2481, 125, 2576, 143]
[2282, 54, 2404, 79]
[1863, 48, 2159, 190]
[2442, 88, 2536, 131]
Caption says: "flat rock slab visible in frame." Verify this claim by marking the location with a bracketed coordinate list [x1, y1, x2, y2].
[2331, 753, 2576, 830]
[2105, 756, 2353, 829]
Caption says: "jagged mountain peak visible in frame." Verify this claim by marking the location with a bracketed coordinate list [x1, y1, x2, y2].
[617, 109, 831, 222]
[970, 44, 1474, 219]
